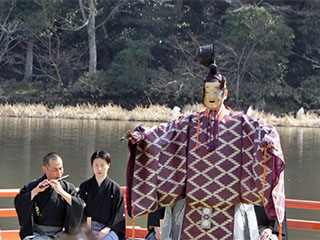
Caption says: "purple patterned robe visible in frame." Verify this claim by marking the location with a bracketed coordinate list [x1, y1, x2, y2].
[127, 107, 285, 239]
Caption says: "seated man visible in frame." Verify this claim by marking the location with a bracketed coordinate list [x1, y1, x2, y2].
[14, 152, 84, 240]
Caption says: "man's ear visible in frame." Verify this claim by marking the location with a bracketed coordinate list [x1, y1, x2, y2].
[42, 165, 47, 174]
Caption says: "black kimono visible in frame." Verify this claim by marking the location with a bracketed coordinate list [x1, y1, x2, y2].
[14, 174, 84, 239]
[255, 205, 288, 240]
[145, 208, 165, 239]
[79, 176, 126, 240]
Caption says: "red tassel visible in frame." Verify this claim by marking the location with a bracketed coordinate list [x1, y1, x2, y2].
[278, 223, 282, 240]
[195, 112, 201, 150]
[131, 201, 135, 240]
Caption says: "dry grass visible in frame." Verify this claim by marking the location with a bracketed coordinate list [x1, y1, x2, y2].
[0, 103, 48, 118]
[251, 110, 320, 127]
[0, 103, 319, 127]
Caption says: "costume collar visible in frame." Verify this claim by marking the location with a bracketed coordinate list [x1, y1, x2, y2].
[205, 104, 226, 121]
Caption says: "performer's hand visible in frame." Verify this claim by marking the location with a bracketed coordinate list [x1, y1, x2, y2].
[38, 179, 50, 190]
[97, 227, 110, 240]
[126, 130, 139, 144]
[31, 180, 50, 199]
[127, 130, 135, 144]
[154, 226, 161, 240]
[260, 228, 278, 240]
[49, 180, 72, 205]
[127, 128, 146, 144]
[49, 179, 64, 195]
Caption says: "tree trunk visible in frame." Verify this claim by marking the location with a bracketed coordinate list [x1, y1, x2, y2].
[174, 0, 183, 12]
[23, 41, 33, 82]
[88, 0, 97, 74]
[236, 73, 240, 107]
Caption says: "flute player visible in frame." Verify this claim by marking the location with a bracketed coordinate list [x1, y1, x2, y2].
[14, 152, 85, 239]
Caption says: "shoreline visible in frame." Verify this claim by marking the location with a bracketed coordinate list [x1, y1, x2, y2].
[0, 103, 319, 127]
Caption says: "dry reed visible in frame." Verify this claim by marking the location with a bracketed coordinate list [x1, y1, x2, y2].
[0, 103, 319, 127]
[250, 110, 320, 127]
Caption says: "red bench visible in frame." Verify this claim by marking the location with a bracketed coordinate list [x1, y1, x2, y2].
[1, 188, 320, 239]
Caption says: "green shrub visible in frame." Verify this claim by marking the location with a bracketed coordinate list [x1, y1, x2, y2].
[69, 70, 108, 104]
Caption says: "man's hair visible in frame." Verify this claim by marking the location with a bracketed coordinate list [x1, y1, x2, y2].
[43, 152, 61, 167]
[90, 150, 111, 165]
[203, 72, 227, 89]
[202, 73, 227, 101]
[203, 64, 227, 88]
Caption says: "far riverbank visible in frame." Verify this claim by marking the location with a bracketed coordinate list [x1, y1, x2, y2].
[0, 103, 319, 127]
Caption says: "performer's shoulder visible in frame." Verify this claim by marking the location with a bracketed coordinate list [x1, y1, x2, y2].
[172, 112, 197, 124]
[225, 107, 257, 121]
[79, 176, 94, 189]
[107, 177, 121, 187]
[227, 109, 267, 125]
[227, 108, 246, 120]
[231, 110, 277, 131]
[60, 180, 77, 192]
[22, 175, 46, 190]
[185, 109, 208, 119]
[106, 177, 123, 195]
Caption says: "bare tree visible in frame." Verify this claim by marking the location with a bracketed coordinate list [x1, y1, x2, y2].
[218, 38, 258, 106]
[0, 0, 21, 67]
[23, 41, 33, 81]
[79, 0, 97, 74]
[61, 0, 128, 74]
[216, 5, 293, 107]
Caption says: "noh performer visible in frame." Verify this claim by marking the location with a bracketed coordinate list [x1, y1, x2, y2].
[126, 45, 285, 240]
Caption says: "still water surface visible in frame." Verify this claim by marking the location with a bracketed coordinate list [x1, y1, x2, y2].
[0, 117, 319, 239]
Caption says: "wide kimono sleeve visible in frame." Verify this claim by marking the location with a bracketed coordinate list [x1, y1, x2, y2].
[126, 115, 192, 217]
[109, 185, 126, 239]
[14, 177, 44, 239]
[63, 182, 85, 235]
[242, 115, 285, 225]
[147, 207, 165, 228]
[78, 182, 88, 223]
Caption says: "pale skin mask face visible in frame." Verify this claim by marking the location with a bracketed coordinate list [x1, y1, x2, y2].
[204, 81, 227, 111]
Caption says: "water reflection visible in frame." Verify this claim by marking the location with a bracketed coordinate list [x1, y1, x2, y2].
[276, 126, 320, 201]
[296, 127, 303, 163]
[0, 118, 142, 188]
